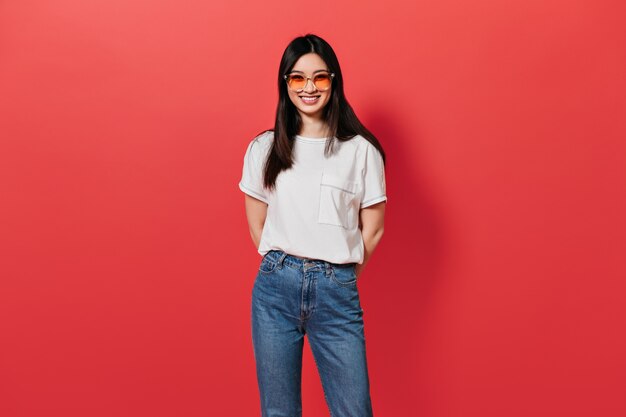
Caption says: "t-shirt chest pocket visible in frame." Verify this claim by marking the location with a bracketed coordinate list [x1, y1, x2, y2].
[318, 171, 361, 229]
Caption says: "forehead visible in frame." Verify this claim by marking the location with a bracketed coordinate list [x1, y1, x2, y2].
[291, 53, 329, 73]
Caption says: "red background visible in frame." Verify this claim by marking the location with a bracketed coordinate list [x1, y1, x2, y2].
[1, 1, 625, 416]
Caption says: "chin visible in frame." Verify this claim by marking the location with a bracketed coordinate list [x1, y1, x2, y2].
[299, 108, 324, 118]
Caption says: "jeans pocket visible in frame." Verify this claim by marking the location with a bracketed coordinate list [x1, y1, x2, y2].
[258, 255, 278, 274]
[330, 263, 358, 287]
[318, 172, 360, 229]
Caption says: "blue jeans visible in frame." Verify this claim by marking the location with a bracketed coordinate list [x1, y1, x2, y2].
[251, 249, 374, 417]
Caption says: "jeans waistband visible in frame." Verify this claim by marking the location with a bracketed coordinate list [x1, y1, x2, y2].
[263, 249, 355, 270]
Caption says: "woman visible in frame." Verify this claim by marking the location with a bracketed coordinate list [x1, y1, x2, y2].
[238, 33, 387, 417]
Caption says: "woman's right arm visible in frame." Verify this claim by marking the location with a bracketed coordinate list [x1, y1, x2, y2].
[243, 194, 268, 249]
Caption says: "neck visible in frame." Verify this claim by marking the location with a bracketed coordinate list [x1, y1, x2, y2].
[298, 113, 328, 138]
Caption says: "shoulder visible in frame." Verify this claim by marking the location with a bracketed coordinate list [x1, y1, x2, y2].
[347, 134, 382, 158]
[247, 130, 274, 156]
[336, 134, 368, 152]
[253, 130, 274, 145]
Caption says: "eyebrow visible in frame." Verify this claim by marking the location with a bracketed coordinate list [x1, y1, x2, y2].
[289, 69, 329, 74]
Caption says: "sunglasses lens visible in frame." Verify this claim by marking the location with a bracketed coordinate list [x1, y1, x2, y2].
[287, 74, 306, 90]
[314, 73, 332, 90]
[286, 73, 333, 91]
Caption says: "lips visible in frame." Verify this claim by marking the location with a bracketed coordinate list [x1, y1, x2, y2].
[300, 96, 320, 104]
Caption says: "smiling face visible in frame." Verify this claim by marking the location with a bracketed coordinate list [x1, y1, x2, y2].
[286, 53, 333, 121]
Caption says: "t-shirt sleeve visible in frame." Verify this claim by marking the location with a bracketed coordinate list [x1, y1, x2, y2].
[360, 143, 388, 208]
[238, 138, 269, 204]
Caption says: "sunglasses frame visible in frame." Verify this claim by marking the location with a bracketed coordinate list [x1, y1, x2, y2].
[283, 71, 335, 92]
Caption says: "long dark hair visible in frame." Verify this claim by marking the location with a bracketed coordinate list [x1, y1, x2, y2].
[257, 33, 386, 191]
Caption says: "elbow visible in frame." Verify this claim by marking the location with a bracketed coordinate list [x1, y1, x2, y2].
[361, 226, 384, 241]
[248, 218, 266, 234]
[249, 225, 264, 238]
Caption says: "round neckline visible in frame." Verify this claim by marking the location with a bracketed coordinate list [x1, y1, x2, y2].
[295, 135, 330, 144]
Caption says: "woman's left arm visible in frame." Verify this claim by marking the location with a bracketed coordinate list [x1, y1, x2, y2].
[356, 201, 386, 278]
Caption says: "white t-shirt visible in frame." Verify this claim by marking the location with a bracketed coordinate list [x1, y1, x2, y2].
[238, 130, 387, 264]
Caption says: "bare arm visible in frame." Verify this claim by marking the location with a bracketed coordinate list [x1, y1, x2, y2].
[356, 201, 386, 278]
[243, 194, 268, 250]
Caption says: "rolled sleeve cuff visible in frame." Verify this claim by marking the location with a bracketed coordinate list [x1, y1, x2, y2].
[239, 182, 269, 204]
[360, 195, 387, 208]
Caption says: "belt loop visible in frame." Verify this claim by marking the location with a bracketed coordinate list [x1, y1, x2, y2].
[324, 261, 331, 277]
[277, 252, 287, 269]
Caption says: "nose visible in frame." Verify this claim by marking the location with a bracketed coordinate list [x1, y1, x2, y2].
[302, 77, 317, 93]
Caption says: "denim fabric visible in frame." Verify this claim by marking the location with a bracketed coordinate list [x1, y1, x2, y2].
[251, 249, 374, 417]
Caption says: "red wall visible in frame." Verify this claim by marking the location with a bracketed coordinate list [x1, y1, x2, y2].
[1, 1, 624, 416]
